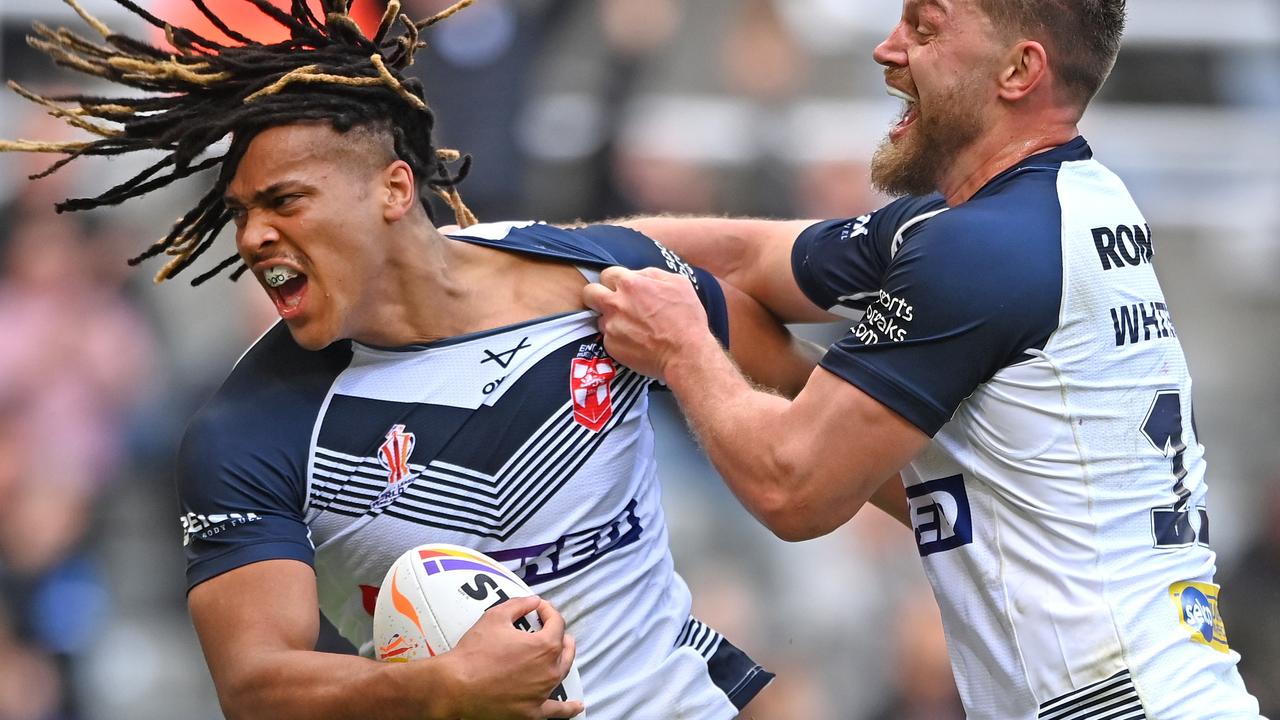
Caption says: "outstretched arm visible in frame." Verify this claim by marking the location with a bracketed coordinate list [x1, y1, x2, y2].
[616, 217, 834, 324]
[188, 559, 581, 720]
[586, 267, 926, 540]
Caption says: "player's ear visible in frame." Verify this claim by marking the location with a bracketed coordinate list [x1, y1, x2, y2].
[382, 159, 417, 222]
[997, 39, 1048, 101]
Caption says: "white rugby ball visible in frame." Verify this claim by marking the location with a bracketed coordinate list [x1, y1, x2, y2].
[372, 543, 585, 716]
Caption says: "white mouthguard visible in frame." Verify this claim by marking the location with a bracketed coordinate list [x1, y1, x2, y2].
[264, 265, 298, 288]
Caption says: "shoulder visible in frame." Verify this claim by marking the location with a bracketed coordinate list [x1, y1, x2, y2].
[448, 221, 687, 274]
[180, 324, 351, 484]
[901, 169, 1066, 280]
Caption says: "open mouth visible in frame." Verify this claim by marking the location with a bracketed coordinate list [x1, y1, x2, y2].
[887, 86, 920, 141]
[262, 264, 309, 319]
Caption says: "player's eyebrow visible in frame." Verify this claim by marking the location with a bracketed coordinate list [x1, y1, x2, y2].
[224, 180, 308, 208]
[920, 0, 950, 18]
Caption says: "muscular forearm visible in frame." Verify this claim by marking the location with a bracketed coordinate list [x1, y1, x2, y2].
[664, 337, 859, 542]
[215, 650, 456, 720]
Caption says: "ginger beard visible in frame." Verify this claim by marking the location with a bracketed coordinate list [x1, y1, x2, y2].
[871, 73, 987, 198]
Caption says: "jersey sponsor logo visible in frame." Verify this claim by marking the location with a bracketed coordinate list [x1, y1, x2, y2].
[841, 214, 872, 240]
[1169, 581, 1230, 653]
[373, 424, 417, 509]
[571, 341, 616, 432]
[649, 238, 700, 290]
[852, 289, 915, 345]
[179, 511, 260, 546]
[1091, 223, 1154, 271]
[482, 337, 531, 369]
[486, 498, 644, 585]
[905, 474, 973, 557]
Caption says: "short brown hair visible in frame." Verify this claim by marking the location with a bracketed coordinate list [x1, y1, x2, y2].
[977, 0, 1127, 107]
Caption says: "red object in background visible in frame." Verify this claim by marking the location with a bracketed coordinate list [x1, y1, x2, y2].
[149, 0, 386, 46]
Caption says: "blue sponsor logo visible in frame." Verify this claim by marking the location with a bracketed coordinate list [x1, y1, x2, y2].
[906, 474, 973, 557]
[1169, 580, 1230, 652]
[1180, 586, 1215, 643]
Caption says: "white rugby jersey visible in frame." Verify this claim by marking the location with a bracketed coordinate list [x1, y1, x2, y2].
[178, 222, 772, 719]
[793, 138, 1263, 719]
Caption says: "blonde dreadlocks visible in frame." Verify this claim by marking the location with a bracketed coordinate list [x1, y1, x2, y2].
[1, 0, 478, 284]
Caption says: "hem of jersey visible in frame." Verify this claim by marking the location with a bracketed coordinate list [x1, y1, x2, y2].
[818, 351, 949, 436]
[186, 540, 315, 593]
[725, 665, 775, 710]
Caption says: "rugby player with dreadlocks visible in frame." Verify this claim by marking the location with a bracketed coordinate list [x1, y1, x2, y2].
[1, 2, 813, 718]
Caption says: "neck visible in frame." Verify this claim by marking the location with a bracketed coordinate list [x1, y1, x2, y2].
[937, 118, 1079, 206]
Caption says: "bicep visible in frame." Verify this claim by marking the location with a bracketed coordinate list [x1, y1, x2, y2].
[188, 560, 320, 689]
[732, 219, 836, 324]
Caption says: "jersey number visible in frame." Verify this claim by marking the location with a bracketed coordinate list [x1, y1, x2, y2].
[1141, 390, 1208, 549]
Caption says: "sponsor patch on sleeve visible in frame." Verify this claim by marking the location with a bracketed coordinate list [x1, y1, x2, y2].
[1168, 581, 1229, 653]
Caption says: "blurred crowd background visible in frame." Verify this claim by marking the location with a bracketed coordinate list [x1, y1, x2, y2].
[0, 1, 1277, 718]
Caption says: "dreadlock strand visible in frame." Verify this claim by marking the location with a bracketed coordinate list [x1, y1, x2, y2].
[369, 54, 426, 110]
[326, 13, 374, 49]
[80, 154, 224, 211]
[0, 139, 92, 154]
[434, 185, 477, 228]
[294, 0, 324, 31]
[106, 29, 190, 59]
[28, 148, 91, 180]
[105, 0, 227, 52]
[31, 22, 113, 60]
[28, 37, 117, 81]
[128, 189, 223, 266]
[162, 213, 233, 282]
[190, 252, 244, 286]
[189, 0, 254, 45]
[240, 0, 325, 42]
[384, 15, 423, 67]
[416, 0, 475, 30]
[103, 0, 226, 52]
[373, 1, 402, 45]
[244, 64, 386, 103]
[60, 0, 112, 38]
[107, 56, 231, 86]
[8, 81, 123, 138]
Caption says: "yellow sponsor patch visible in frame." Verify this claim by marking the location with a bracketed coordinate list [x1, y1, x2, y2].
[1168, 581, 1229, 653]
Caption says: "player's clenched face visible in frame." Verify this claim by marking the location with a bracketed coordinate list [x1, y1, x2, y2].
[869, 0, 1003, 196]
[227, 123, 398, 350]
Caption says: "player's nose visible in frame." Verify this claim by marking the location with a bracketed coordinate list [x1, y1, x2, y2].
[235, 210, 281, 257]
[873, 21, 910, 69]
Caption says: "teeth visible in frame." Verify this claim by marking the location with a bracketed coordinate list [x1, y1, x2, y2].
[263, 265, 298, 288]
[887, 86, 917, 103]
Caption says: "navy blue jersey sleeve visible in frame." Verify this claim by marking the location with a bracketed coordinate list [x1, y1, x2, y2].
[177, 408, 314, 591]
[807, 188, 1063, 436]
[177, 324, 349, 591]
[792, 195, 947, 315]
[570, 224, 730, 348]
